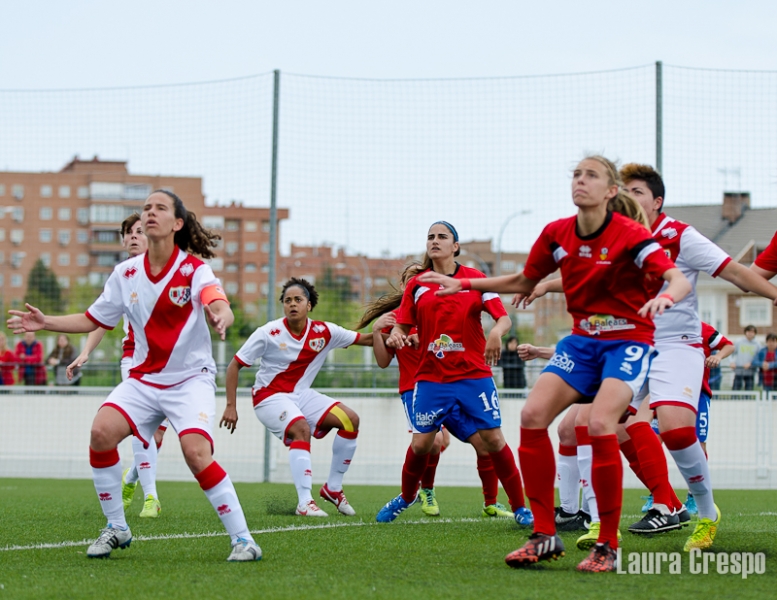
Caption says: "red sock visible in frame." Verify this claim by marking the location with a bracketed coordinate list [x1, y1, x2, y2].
[401, 446, 429, 503]
[619, 438, 650, 489]
[626, 421, 678, 510]
[590, 434, 622, 549]
[558, 443, 577, 457]
[489, 444, 525, 511]
[476, 455, 498, 506]
[420, 451, 441, 489]
[518, 427, 555, 535]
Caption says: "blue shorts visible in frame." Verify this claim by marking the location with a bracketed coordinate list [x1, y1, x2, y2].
[696, 392, 710, 443]
[401, 390, 478, 441]
[412, 378, 501, 434]
[542, 336, 655, 401]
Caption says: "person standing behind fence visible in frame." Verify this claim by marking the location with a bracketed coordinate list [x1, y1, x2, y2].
[498, 336, 526, 389]
[47, 334, 81, 386]
[15, 331, 46, 385]
[755, 333, 777, 392]
[0, 332, 16, 385]
[731, 325, 760, 391]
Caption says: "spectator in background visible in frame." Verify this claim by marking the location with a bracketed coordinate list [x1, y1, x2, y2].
[755, 333, 777, 392]
[731, 325, 761, 391]
[15, 331, 46, 385]
[47, 334, 81, 386]
[0, 332, 16, 385]
[499, 336, 526, 389]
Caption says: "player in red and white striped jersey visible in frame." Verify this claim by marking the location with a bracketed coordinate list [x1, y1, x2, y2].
[221, 277, 374, 518]
[8, 190, 261, 562]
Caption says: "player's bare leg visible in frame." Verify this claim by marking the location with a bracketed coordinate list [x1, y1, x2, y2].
[318, 404, 360, 515]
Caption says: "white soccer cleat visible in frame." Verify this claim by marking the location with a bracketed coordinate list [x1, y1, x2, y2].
[86, 524, 132, 558]
[227, 537, 262, 562]
[295, 499, 328, 517]
[320, 483, 356, 516]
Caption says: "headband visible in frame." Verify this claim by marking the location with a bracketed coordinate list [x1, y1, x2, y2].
[431, 220, 459, 243]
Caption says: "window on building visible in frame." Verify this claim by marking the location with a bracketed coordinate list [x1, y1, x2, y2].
[244, 302, 258, 315]
[58, 253, 70, 266]
[39, 229, 52, 243]
[77, 253, 89, 267]
[95, 230, 118, 244]
[40, 207, 53, 221]
[244, 282, 258, 294]
[739, 297, 773, 327]
[245, 263, 257, 272]
[202, 215, 224, 230]
[245, 242, 257, 252]
[261, 221, 270, 232]
[57, 276, 70, 289]
[0, 229, 4, 242]
[225, 242, 238, 256]
[40, 253, 51, 268]
[226, 263, 238, 273]
[245, 221, 258, 232]
[58, 207, 71, 221]
[11, 252, 25, 268]
[0, 274, 3, 287]
[124, 184, 152, 200]
[77, 186, 89, 199]
[260, 282, 269, 295]
[226, 220, 240, 232]
[12, 185, 24, 200]
[58, 185, 71, 198]
[11, 275, 22, 288]
[0, 251, 4, 264]
[225, 282, 239, 295]
[12, 207, 23, 222]
[261, 242, 270, 253]
[0, 184, 5, 196]
[40, 185, 52, 198]
[89, 182, 123, 199]
[10, 229, 23, 245]
[77, 208, 89, 225]
[260, 264, 269, 273]
[208, 257, 223, 271]
[77, 229, 89, 244]
[58, 230, 71, 246]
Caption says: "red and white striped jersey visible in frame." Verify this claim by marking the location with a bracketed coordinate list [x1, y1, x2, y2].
[650, 214, 731, 345]
[86, 249, 227, 388]
[121, 320, 135, 360]
[235, 318, 360, 406]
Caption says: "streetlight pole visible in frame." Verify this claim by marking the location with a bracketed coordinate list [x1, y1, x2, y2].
[496, 210, 531, 276]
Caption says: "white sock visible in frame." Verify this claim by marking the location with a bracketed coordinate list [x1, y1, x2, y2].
[124, 457, 139, 485]
[289, 444, 313, 505]
[132, 436, 159, 500]
[668, 442, 716, 520]
[91, 452, 127, 529]
[557, 453, 581, 514]
[198, 463, 252, 544]
[577, 444, 599, 522]
[327, 432, 357, 492]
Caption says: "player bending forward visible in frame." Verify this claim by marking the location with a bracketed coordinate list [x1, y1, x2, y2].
[221, 277, 373, 517]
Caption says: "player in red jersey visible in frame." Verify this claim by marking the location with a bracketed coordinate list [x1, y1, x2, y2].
[8, 190, 261, 562]
[751, 231, 777, 280]
[422, 156, 691, 572]
[376, 221, 531, 526]
[221, 277, 374, 518]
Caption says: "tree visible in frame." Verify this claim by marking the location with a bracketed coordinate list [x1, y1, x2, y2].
[24, 259, 65, 314]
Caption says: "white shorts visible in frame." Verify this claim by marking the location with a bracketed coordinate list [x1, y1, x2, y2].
[630, 343, 704, 414]
[120, 358, 170, 431]
[102, 373, 217, 450]
[254, 389, 339, 446]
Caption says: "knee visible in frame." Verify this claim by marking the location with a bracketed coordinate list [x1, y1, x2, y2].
[521, 404, 550, 429]
[478, 429, 505, 454]
[557, 420, 576, 446]
[181, 438, 211, 472]
[345, 411, 359, 432]
[587, 416, 611, 437]
[288, 420, 311, 442]
[89, 424, 113, 451]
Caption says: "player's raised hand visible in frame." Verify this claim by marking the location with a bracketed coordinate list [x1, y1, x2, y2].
[7, 303, 46, 334]
[418, 272, 461, 296]
[220, 406, 238, 433]
[204, 304, 228, 340]
[373, 312, 396, 332]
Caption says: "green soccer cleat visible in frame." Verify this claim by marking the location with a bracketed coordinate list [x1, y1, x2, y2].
[139, 494, 161, 518]
[683, 504, 721, 552]
[576, 522, 622, 551]
[482, 502, 514, 518]
[418, 487, 440, 516]
[121, 468, 137, 511]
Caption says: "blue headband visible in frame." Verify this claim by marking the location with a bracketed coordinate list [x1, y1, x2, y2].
[431, 221, 459, 243]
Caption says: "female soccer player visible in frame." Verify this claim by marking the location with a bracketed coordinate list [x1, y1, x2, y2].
[220, 277, 373, 517]
[421, 157, 691, 572]
[8, 190, 261, 562]
[376, 221, 531, 526]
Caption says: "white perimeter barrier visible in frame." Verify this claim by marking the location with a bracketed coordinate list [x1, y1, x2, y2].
[0, 388, 774, 489]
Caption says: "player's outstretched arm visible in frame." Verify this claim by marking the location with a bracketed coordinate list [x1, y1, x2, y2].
[220, 358, 242, 434]
[386, 324, 412, 349]
[354, 332, 374, 347]
[371, 312, 396, 368]
[518, 344, 556, 361]
[750, 263, 776, 281]
[419, 271, 538, 297]
[638, 268, 692, 318]
[512, 277, 562, 309]
[485, 315, 512, 366]
[66, 327, 108, 380]
[7, 304, 98, 335]
[205, 300, 234, 341]
[720, 261, 777, 305]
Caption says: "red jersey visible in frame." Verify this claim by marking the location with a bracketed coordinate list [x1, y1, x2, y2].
[382, 310, 422, 394]
[700, 321, 732, 396]
[396, 264, 508, 384]
[754, 230, 777, 273]
[523, 212, 676, 345]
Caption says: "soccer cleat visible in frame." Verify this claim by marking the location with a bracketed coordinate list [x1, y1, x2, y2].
[684, 493, 698, 515]
[628, 505, 681, 535]
[505, 533, 565, 567]
[576, 541, 618, 573]
[295, 499, 328, 517]
[676, 505, 691, 527]
[683, 504, 721, 552]
[640, 494, 653, 512]
[121, 468, 137, 511]
[514, 506, 534, 527]
[417, 487, 440, 517]
[555, 507, 588, 532]
[139, 494, 161, 518]
[482, 502, 514, 518]
[86, 524, 132, 558]
[319, 484, 356, 516]
[576, 522, 622, 551]
[227, 537, 262, 562]
[376, 493, 416, 523]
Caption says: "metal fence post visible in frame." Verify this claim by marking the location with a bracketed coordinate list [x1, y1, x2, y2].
[655, 60, 663, 173]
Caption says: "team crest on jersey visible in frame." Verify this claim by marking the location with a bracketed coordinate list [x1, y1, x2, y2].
[279, 411, 287, 422]
[579, 314, 635, 335]
[579, 245, 592, 258]
[130, 292, 139, 305]
[279, 342, 288, 351]
[169, 286, 192, 307]
[309, 337, 326, 352]
[664, 249, 672, 259]
[661, 227, 678, 239]
[123, 266, 138, 279]
[312, 323, 326, 333]
[428, 334, 464, 358]
[179, 263, 195, 277]
[597, 247, 610, 263]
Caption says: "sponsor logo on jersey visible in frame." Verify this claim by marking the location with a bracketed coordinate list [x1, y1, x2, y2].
[661, 227, 678, 239]
[279, 411, 287, 422]
[217, 504, 231, 515]
[130, 291, 139, 304]
[312, 323, 326, 333]
[549, 351, 575, 373]
[415, 408, 444, 428]
[179, 262, 195, 277]
[309, 337, 326, 352]
[279, 342, 288, 351]
[99, 492, 112, 501]
[579, 314, 636, 335]
[198, 411, 208, 423]
[169, 286, 191, 306]
[270, 328, 281, 336]
[579, 245, 592, 258]
[123, 266, 138, 279]
[428, 334, 464, 358]
[597, 247, 611, 264]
